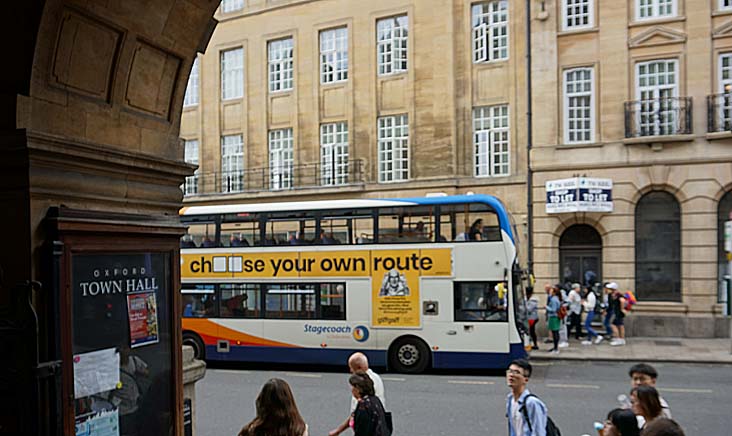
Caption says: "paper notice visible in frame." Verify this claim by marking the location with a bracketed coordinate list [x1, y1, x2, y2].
[75, 409, 119, 436]
[73, 348, 120, 399]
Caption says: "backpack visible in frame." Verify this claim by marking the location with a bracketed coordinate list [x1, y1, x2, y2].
[589, 290, 602, 313]
[520, 394, 562, 436]
[623, 291, 637, 312]
[556, 305, 568, 320]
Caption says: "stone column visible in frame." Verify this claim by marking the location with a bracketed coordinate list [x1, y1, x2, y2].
[182, 345, 207, 436]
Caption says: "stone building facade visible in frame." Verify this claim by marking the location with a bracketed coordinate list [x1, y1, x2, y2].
[181, 0, 732, 338]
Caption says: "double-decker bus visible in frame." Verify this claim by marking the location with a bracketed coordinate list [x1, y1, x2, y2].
[179, 194, 528, 373]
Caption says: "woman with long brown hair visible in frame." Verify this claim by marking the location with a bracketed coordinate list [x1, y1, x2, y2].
[630, 385, 663, 429]
[238, 378, 308, 436]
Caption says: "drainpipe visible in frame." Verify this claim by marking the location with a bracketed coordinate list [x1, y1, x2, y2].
[526, 0, 534, 275]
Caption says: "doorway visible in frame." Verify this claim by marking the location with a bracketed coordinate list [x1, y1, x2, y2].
[559, 224, 602, 288]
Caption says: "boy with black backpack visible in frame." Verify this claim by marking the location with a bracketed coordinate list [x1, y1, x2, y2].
[506, 359, 562, 436]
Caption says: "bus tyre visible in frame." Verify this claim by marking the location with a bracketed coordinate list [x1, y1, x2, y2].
[183, 332, 205, 360]
[389, 337, 430, 374]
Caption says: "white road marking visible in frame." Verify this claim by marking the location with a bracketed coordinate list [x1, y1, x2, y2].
[382, 377, 406, 382]
[210, 369, 251, 375]
[663, 387, 713, 394]
[283, 372, 323, 378]
[448, 380, 495, 385]
[546, 383, 600, 389]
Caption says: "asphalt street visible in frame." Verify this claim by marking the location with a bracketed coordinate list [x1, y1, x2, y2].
[195, 361, 732, 436]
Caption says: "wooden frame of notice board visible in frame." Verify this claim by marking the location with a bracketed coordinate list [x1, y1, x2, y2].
[46, 208, 185, 436]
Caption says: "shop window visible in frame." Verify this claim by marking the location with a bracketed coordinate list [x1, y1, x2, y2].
[635, 191, 681, 301]
[454, 282, 507, 322]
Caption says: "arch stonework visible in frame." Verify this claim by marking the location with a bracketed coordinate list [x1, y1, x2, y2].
[2, 0, 219, 292]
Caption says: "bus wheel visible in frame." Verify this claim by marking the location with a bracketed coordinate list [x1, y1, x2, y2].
[183, 332, 205, 360]
[389, 337, 430, 374]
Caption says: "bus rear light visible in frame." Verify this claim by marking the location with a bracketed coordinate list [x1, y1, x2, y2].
[321, 343, 327, 348]
[432, 346, 439, 350]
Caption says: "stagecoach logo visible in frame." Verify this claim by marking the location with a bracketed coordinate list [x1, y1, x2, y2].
[352, 325, 369, 342]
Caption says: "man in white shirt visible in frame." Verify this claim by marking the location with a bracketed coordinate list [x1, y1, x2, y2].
[329, 352, 386, 436]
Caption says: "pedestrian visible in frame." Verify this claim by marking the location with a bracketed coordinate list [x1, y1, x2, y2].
[329, 352, 386, 436]
[602, 282, 616, 340]
[639, 418, 685, 436]
[238, 378, 309, 436]
[567, 283, 583, 340]
[630, 385, 663, 430]
[600, 408, 641, 436]
[556, 284, 570, 348]
[581, 285, 602, 345]
[348, 372, 391, 436]
[628, 364, 671, 419]
[546, 286, 562, 354]
[505, 359, 549, 436]
[526, 287, 540, 350]
[609, 285, 628, 346]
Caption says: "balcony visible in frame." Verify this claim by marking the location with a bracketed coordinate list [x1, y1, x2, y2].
[624, 97, 692, 138]
[707, 93, 732, 133]
[183, 160, 364, 196]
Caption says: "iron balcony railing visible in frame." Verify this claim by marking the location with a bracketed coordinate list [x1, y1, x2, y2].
[624, 97, 692, 138]
[707, 93, 732, 133]
[183, 159, 364, 196]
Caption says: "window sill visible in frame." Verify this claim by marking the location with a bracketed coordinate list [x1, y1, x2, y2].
[378, 71, 408, 80]
[182, 105, 199, 112]
[629, 16, 686, 28]
[269, 90, 294, 96]
[558, 27, 599, 37]
[712, 9, 732, 17]
[622, 134, 695, 146]
[556, 142, 604, 149]
[706, 131, 732, 140]
[320, 80, 348, 89]
[473, 59, 509, 69]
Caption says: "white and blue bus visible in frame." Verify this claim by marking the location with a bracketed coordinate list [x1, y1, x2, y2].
[179, 194, 528, 373]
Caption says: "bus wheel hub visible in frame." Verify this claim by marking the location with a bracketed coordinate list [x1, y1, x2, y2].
[398, 344, 418, 365]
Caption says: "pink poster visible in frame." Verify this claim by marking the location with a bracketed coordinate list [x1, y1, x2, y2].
[127, 291, 159, 348]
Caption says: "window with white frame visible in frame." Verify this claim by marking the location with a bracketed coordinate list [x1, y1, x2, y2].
[377, 15, 408, 76]
[636, 0, 676, 20]
[718, 53, 732, 130]
[220, 0, 244, 13]
[473, 105, 510, 177]
[636, 59, 678, 136]
[221, 48, 243, 100]
[378, 115, 409, 182]
[184, 139, 199, 195]
[183, 58, 199, 107]
[320, 27, 348, 84]
[221, 135, 244, 193]
[268, 38, 294, 93]
[472, 1, 508, 63]
[564, 68, 595, 144]
[320, 123, 349, 186]
[562, 0, 593, 30]
[269, 129, 294, 190]
[722, 0, 732, 11]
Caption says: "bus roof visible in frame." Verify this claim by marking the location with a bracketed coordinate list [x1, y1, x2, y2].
[180, 194, 514, 241]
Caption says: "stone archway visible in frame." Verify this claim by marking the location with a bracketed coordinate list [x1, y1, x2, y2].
[1, 1, 220, 434]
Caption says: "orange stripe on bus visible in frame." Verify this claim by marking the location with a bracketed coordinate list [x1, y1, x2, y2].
[183, 318, 297, 348]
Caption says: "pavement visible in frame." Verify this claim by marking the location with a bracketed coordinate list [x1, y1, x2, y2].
[530, 336, 732, 364]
